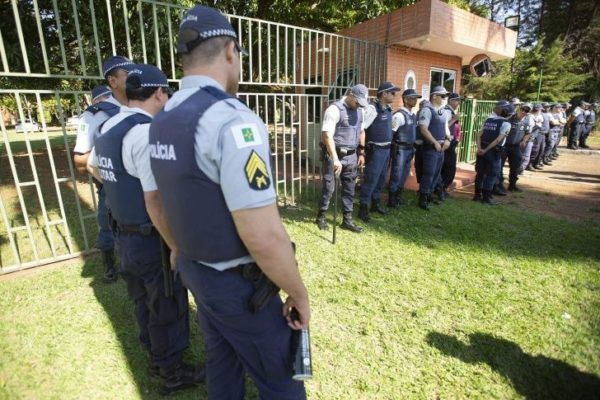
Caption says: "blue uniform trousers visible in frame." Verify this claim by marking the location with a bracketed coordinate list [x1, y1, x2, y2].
[414, 144, 423, 183]
[500, 144, 522, 185]
[359, 145, 390, 204]
[419, 146, 444, 195]
[117, 231, 190, 369]
[94, 182, 114, 251]
[389, 145, 415, 193]
[544, 130, 558, 158]
[178, 258, 306, 400]
[318, 153, 357, 214]
[530, 133, 546, 166]
[520, 140, 534, 171]
[440, 140, 458, 190]
[568, 123, 583, 147]
[475, 150, 501, 191]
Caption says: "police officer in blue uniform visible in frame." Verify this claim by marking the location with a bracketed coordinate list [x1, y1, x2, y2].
[521, 103, 542, 172]
[89, 64, 203, 395]
[90, 85, 112, 104]
[316, 84, 368, 232]
[149, 6, 310, 399]
[388, 88, 421, 207]
[417, 86, 451, 210]
[439, 92, 462, 198]
[581, 102, 596, 149]
[74, 56, 135, 282]
[500, 102, 531, 192]
[358, 81, 399, 222]
[567, 101, 587, 149]
[474, 102, 513, 204]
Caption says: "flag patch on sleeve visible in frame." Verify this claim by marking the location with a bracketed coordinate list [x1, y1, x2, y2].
[244, 150, 271, 190]
[232, 123, 262, 149]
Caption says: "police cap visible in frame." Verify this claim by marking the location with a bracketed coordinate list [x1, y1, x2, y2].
[102, 56, 135, 78]
[91, 85, 112, 102]
[177, 5, 247, 55]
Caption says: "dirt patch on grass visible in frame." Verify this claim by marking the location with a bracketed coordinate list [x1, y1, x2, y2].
[454, 146, 600, 224]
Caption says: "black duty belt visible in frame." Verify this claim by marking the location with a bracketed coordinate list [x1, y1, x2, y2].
[117, 223, 157, 236]
[367, 143, 391, 149]
[395, 141, 414, 147]
[335, 146, 356, 157]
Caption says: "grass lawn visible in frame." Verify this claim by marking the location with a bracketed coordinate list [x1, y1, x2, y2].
[1, 189, 599, 399]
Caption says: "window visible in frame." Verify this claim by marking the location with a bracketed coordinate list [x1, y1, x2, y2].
[328, 68, 357, 102]
[404, 70, 416, 90]
[471, 58, 491, 77]
[430, 68, 456, 92]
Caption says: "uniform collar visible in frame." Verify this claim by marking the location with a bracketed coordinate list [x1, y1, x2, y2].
[400, 106, 413, 114]
[180, 75, 225, 91]
[119, 105, 153, 119]
[103, 95, 121, 107]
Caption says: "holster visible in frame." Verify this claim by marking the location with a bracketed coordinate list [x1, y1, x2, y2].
[243, 242, 296, 313]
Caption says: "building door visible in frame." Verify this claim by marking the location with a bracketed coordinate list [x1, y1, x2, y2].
[430, 68, 456, 92]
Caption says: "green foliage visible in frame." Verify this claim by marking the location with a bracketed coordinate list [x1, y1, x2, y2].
[463, 37, 589, 102]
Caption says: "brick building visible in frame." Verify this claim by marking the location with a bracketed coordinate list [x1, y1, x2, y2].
[300, 0, 517, 108]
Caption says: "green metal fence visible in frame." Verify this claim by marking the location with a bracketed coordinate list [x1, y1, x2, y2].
[457, 99, 497, 163]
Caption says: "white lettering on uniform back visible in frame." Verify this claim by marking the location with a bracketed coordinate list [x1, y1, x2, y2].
[150, 141, 177, 161]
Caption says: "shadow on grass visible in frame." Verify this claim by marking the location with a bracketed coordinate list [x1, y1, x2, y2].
[283, 187, 600, 263]
[426, 331, 600, 399]
[1, 143, 207, 398]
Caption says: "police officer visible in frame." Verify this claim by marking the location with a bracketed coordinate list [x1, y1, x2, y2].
[388, 88, 421, 207]
[316, 84, 367, 232]
[581, 102, 596, 148]
[417, 86, 451, 210]
[531, 102, 551, 169]
[73, 55, 135, 282]
[149, 6, 310, 399]
[501, 102, 531, 192]
[521, 103, 542, 173]
[474, 102, 513, 204]
[567, 101, 587, 149]
[439, 92, 462, 198]
[91, 85, 111, 104]
[413, 99, 431, 186]
[89, 64, 203, 395]
[358, 81, 399, 222]
[546, 103, 565, 161]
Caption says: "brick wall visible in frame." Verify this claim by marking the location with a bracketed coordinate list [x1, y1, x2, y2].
[386, 45, 462, 110]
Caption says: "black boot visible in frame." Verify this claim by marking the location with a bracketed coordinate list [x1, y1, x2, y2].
[315, 210, 328, 230]
[472, 185, 482, 201]
[358, 203, 370, 223]
[492, 184, 507, 196]
[434, 188, 445, 202]
[507, 181, 522, 192]
[102, 250, 117, 282]
[396, 189, 406, 205]
[370, 199, 388, 215]
[525, 164, 535, 171]
[543, 157, 553, 165]
[482, 190, 497, 205]
[418, 193, 430, 210]
[387, 190, 399, 208]
[341, 213, 363, 233]
[159, 362, 206, 395]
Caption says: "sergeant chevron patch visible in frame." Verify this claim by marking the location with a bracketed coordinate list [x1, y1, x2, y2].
[244, 150, 270, 190]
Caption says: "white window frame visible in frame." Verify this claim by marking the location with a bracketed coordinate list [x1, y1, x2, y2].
[430, 67, 456, 92]
[404, 70, 416, 90]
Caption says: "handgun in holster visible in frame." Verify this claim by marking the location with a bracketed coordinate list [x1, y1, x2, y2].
[243, 242, 296, 313]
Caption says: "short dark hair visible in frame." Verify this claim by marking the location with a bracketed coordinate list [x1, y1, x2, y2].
[125, 76, 162, 101]
[181, 34, 233, 69]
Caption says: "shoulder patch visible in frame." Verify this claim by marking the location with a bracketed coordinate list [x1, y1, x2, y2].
[231, 122, 263, 149]
[244, 150, 271, 191]
[77, 122, 89, 135]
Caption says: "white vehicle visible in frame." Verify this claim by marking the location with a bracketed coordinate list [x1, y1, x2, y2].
[15, 118, 41, 133]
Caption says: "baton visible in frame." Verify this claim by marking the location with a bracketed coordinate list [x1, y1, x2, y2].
[159, 237, 173, 298]
[332, 171, 339, 244]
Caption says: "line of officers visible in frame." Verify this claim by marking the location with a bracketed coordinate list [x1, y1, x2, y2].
[73, 5, 310, 400]
[315, 84, 598, 229]
[474, 98, 596, 204]
[315, 83, 465, 233]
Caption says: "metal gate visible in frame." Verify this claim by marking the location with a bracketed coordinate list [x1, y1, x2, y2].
[0, 0, 386, 273]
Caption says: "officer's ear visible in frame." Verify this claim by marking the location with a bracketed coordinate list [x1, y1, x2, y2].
[224, 39, 237, 64]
